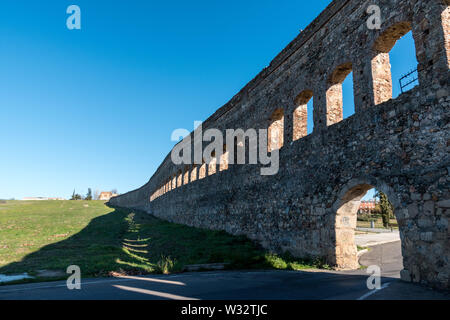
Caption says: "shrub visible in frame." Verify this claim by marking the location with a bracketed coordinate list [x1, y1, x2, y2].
[155, 255, 177, 274]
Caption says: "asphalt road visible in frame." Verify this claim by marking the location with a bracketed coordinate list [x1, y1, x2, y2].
[0, 241, 448, 300]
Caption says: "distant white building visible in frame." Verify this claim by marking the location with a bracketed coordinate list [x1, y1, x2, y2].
[358, 200, 378, 214]
[22, 197, 65, 201]
[98, 192, 118, 201]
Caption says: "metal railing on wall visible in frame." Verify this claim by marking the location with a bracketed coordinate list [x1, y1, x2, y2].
[399, 68, 418, 94]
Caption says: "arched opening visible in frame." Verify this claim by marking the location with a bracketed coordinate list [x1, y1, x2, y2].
[172, 175, 177, 189]
[190, 165, 198, 182]
[357, 188, 398, 230]
[177, 171, 183, 187]
[372, 22, 418, 104]
[208, 152, 217, 176]
[220, 145, 229, 171]
[443, 6, 450, 68]
[232, 137, 245, 165]
[233, 137, 239, 165]
[334, 183, 401, 270]
[293, 90, 313, 141]
[183, 166, 190, 185]
[198, 161, 207, 179]
[268, 108, 284, 152]
[326, 62, 354, 126]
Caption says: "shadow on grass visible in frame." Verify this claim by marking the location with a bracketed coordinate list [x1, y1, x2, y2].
[0, 206, 329, 285]
[0, 208, 130, 284]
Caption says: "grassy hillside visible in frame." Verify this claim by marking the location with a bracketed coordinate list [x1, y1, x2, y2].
[0, 201, 325, 284]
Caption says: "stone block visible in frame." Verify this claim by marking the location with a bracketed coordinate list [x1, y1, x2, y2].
[400, 269, 412, 282]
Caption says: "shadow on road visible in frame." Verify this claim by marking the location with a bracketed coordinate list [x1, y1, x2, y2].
[1, 267, 447, 300]
[1, 207, 447, 299]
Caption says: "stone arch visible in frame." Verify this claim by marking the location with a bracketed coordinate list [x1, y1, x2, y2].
[268, 108, 284, 152]
[373, 22, 412, 53]
[326, 62, 353, 126]
[293, 90, 313, 141]
[371, 21, 417, 105]
[332, 177, 403, 270]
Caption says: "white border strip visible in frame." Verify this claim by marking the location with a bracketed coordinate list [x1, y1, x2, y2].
[357, 282, 392, 300]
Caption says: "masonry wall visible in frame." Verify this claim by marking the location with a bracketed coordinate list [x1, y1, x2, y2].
[110, 0, 450, 289]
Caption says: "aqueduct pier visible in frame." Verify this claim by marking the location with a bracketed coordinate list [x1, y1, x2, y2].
[110, 0, 450, 289]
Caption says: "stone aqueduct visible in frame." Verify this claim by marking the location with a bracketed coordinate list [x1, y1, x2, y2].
[110, 0, 450, 289]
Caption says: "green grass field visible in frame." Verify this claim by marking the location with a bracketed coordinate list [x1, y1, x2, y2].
[0, 200, 326, 284]
[356, 218, 398, 229]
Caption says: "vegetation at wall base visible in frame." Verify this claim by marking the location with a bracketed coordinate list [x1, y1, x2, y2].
[0, 201, 327, 285]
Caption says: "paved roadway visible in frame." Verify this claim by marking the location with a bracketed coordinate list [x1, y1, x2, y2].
[0, 241, 448, 300]
[355, 230, 400, 247]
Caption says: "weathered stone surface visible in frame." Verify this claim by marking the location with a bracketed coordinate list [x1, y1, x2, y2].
[183, 263, 229, 272]
[438, 200, 450, 208]
[111, 0, 450, 290]
[420, 232, 433, 242]
[400, 269, 412, 282]
[407, 203, 419, 219]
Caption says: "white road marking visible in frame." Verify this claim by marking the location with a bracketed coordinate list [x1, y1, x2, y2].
[357, 282, 392, 300]
[0, 274, 185, 293]
[0, 270, 293, 293]
[113, 275, 186, 286]
[0, 270, 289, 294]
[113, 284, 198, 300]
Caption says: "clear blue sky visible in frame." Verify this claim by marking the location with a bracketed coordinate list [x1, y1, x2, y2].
[0, 1, 417, 199]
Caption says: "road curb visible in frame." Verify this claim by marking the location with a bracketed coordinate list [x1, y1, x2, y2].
[363, 239, 401, 248]
[357, 249, 369, 257]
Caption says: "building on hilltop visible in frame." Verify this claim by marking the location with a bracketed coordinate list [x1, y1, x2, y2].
[22, 197, 65, 201]
[358, 200, 377, 214]
[98, 192, 118, 201]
